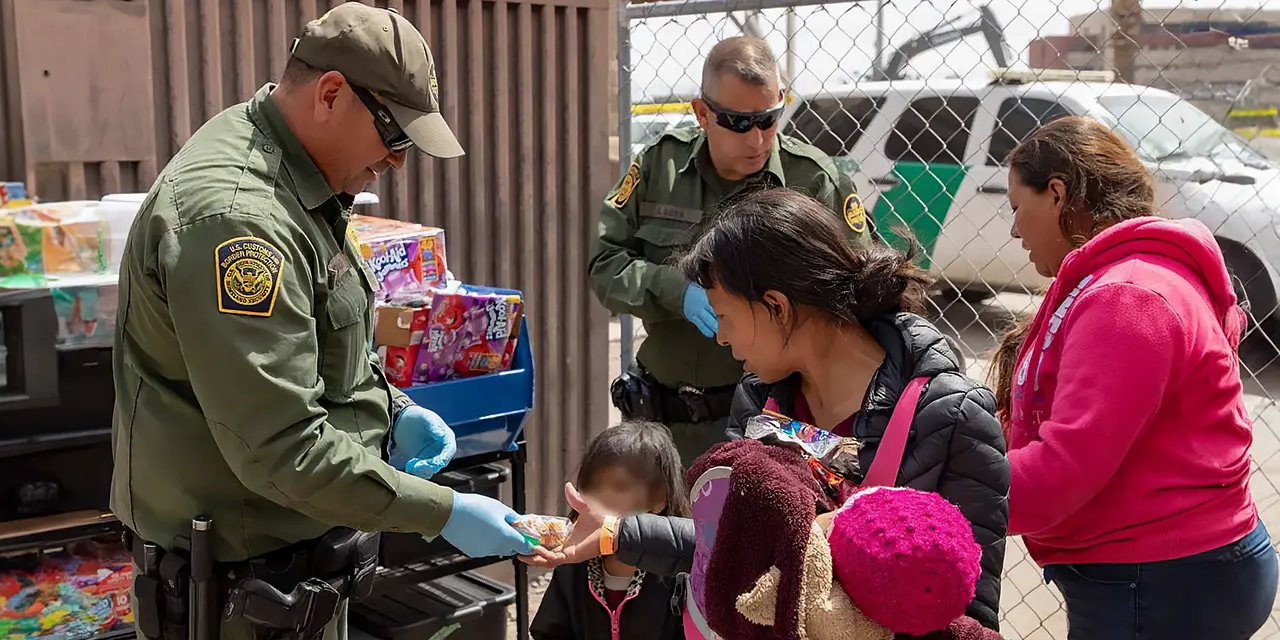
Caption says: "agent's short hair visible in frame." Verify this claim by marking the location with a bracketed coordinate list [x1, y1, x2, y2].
[701, 36, 778, 99]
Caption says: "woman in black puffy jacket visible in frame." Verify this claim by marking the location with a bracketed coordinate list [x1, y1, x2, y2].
[528, 187, 1009, 632]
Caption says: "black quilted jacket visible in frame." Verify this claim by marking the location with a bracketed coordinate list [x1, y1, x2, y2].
[729, 313, 1011, 632]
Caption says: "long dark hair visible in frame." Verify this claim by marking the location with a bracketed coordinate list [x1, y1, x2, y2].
[574, 421, 691, 518]
[990, 116, 1155, 426]
[677, 187, 932, 333]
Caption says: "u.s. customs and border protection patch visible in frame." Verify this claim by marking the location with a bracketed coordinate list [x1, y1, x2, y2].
[611, 161, 640, 208]
[843, 193, 867, 234]
[216, 237, 285, 317]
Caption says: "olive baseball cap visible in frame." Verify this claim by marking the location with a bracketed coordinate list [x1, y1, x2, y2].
[291, 2, 464, 158]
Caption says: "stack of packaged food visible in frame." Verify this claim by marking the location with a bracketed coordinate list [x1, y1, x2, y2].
[351, 215, 525, 388]
[0, 539, 134, 640]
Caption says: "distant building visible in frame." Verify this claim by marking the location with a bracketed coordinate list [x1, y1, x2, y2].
[1029, 8, 1280, 115]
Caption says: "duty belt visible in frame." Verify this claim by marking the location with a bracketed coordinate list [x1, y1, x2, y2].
[611, 367, 736, 424]
[127, 526, 381, 640]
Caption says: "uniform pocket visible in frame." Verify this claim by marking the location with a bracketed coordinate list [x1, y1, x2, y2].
[319, 268, 370, 402]
[634, 220, 694, 264]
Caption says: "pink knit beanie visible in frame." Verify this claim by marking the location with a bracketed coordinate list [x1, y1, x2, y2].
[828, 487, 982, 636]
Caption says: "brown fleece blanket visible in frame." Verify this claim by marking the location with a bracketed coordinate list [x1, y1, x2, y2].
[688, 440, 827, 640]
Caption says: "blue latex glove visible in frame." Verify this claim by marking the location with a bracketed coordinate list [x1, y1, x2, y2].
[388, 406, 457, 479]
[683, 283, 719, 338]
[439, 491, 536, 558]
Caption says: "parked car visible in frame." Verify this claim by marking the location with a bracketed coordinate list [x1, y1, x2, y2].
[781, 69, 1280, 337]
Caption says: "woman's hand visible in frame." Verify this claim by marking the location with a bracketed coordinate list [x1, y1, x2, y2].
[519, 483, 618, 569]
[816, 511, 837, 535]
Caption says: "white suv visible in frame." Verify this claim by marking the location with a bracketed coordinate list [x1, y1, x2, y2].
[782, 70, 1280, 337]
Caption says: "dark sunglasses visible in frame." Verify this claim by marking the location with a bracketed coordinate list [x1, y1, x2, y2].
[350, 85, 415, 153]
[700, 95, 786, 134]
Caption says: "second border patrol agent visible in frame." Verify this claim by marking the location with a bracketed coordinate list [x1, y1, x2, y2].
[591, 37, 875, 465]
[112, 5, 533, 639]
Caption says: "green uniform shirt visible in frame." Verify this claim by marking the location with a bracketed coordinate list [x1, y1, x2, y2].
[110, 84, 453, 562]
[588, 127, 873, 389]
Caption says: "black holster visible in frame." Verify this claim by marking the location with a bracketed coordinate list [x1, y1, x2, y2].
[610, 366, 735, 424]
[130, 527, 380, 640]
[223, 528, 381, 640]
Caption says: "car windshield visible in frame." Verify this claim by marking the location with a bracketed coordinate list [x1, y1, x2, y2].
[631, 115, 695, 147]
[1097, 95, 1273, 168]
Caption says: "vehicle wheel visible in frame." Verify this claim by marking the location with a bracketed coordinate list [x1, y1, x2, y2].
[1218, 239, 1279, 358]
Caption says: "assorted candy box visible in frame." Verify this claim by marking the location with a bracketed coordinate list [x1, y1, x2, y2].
[0, 539, 134, 640]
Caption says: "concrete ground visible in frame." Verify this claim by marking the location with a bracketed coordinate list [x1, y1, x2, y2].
[489, 291, 1280, 640]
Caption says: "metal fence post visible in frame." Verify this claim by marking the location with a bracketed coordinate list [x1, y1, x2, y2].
[617, 0, 635, 370]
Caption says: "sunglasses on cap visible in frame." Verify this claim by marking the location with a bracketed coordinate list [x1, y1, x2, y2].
[350, 85, 415, 153]
[700, 93, 787, 134]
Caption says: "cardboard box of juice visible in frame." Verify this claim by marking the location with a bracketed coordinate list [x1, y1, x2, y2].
[349, 215, 449, 302]
[374, 303, 431, 388]
[413, 290, 524, 383]
[2, 202, 109, 277]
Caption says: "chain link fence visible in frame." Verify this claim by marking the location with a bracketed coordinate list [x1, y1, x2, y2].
[614, 1, 1280, 637]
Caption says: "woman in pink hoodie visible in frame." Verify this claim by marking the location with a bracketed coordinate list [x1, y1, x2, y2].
[992, 116, 1277, 639]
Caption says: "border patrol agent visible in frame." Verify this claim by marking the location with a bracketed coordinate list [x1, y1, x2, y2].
[112, 5, 533, 639]
[591, 37, 875, 465]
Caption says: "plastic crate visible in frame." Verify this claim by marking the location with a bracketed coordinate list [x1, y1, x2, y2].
[401, 287, 534, 459]
[350, 570, 515, 640]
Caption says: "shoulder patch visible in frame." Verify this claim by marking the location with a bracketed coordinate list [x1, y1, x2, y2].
[611, 161, 641, 208]
[216, 237, 285, 317]
[843, 193, 867, 234]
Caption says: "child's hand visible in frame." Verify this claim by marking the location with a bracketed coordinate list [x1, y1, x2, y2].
[519, 483, 616, 569]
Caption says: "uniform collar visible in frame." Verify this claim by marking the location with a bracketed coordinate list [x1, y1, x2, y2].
[248, 84, 336, 211]
[681, 128, 787, 187]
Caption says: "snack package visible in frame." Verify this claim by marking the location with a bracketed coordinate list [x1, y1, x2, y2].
[9, 202, 109, 276]
[363, 235, 423, 303]
[510, 515, 573, 550]
[413, 290, 524, 383]
[52, 283, 118, 349]
[744, 411, 863, 502]
[0, 214, 28, 278]
[1, 182, 34, 208]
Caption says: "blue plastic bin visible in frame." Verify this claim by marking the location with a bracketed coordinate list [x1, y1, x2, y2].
[401, 287, 534, 459]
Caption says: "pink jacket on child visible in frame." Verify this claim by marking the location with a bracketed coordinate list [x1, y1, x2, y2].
[1007, 216, 1258, 566]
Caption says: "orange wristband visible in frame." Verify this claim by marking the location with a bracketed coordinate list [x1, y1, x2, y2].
[600, 515, 620, 557]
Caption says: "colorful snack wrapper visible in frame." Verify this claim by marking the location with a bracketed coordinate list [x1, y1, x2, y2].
[510, 515, 574, 550]
[744, 410, 863, 501]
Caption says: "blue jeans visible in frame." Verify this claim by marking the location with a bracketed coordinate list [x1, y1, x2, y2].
[1044, 521, 1278, 640]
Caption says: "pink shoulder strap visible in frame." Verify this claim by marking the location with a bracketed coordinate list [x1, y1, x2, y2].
[861, 376, 929, 488]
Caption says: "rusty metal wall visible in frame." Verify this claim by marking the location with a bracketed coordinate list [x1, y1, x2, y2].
[0, 0, 614, 515]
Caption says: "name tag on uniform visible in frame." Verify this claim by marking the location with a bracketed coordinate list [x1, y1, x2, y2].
[640, 203, 704, 225]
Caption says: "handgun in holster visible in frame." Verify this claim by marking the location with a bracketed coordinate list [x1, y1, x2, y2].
[610, 369, 661, 421]
[223, 528, 381, 640]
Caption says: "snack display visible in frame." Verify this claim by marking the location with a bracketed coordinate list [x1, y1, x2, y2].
[0, 539, 134, 640]
[744, 411, 863, 501]
[52, 283, 118, 349]
[413, 289, 525, 384]
[510, 515, 573, 550]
